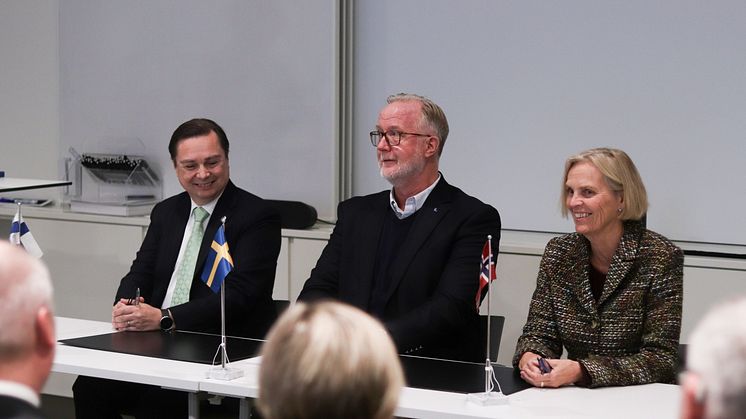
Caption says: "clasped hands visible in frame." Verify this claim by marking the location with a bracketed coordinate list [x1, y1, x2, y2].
[112, 297, 161, 331]
[518, 351, 583, 388]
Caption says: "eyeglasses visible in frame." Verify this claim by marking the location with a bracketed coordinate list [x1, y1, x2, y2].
[369, 130, 432, 147]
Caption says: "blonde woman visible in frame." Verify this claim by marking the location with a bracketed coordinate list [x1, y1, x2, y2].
[514, 148, 683, 388]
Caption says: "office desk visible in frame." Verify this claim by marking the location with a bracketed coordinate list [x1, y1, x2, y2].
[55, 317, 207, 419]
[55, 317, 682, 419]
[0, 177, 71, 193]
[202, 364, 680, 419]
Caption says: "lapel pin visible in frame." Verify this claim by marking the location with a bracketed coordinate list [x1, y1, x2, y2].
[433, 207, 438, 213]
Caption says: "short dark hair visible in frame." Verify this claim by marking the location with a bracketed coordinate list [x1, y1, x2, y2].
[168, 118, 229, 161]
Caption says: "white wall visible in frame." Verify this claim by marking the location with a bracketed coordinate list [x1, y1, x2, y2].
[0, 0, 60, 201]
[3, 0, 745, 370]
[352, 0, 746, 246]
[58, 1, 339, 219]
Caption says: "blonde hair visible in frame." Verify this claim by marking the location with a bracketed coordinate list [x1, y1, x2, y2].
[387, 93, 449, 156]
[560, 147, 648, 220]
[0, 242, 53, 360]
[258, 302, 404, 419]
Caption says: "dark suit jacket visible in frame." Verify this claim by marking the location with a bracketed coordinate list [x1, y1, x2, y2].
[115, 181, 281, 338]
[0, 395, 45, 419]
[299, 177, 501, 361]
[513, 221, 684, 387]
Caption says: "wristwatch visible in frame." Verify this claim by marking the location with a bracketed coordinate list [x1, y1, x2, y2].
[160, 309, 175, 332]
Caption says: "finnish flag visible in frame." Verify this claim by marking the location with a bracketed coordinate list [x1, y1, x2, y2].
[9, 208, 43, 258]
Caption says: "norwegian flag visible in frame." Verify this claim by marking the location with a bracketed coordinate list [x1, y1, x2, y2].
[475, 238, 496, 310]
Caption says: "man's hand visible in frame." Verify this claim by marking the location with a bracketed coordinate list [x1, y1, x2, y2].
[111, 297, 162, 331]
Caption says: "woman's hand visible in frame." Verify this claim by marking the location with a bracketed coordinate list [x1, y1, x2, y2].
[519, 354, 584, 388]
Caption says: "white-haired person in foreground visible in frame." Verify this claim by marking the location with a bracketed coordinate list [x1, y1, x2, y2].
[258, 301, 405, 419]
[681, 296, 746, 419]
[0, 241, 55, 419]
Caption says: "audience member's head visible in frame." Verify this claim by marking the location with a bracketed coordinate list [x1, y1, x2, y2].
[681, 297, 746, 419]
[0, 241, 55, 394]
[258, 301, 404, 419]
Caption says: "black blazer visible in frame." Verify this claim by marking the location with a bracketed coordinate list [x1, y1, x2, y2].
[299, 177, 501, 361]
[115, 181, 281, 338]
[0, 395, 45, 419]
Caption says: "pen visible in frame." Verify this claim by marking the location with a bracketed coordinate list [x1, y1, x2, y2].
[135, 287, 140, 306]
[537, 357, 552, 374]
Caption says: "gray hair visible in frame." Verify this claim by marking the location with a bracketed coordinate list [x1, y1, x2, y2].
[387, 93, 449, 156]
[687, 296, 746, 419]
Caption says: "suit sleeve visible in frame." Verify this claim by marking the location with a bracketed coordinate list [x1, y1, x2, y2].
[512, 240, 565, 367]
[386, 204, 501, 352]
[114, 203, 166, 304]
[169, 204, 281, 333]
[579, 246, 684, 387]
[297, 202, 345, 301]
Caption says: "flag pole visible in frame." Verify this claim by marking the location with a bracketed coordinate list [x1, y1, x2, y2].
[10, 202, 22, 246]
[15, 202, 22, 245]
[220, 216, 228, 369]
[484, 234, 493, 392]
[468, 234, 508, 405]
[207, 216, 243, 380]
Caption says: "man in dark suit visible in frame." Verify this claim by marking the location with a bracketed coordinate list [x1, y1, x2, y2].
[0, 242, 56, 419]
[73, 118, 281, 418]
[298, 94, 501, 362]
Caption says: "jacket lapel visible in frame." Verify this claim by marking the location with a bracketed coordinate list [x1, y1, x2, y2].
[166, 194, 191, 272]
[570, 237, 598, 313]
[384, 179, 451, 300]
[351, 194, 388, 309]
[194, 181, 236, 282]
[598, 221, 641, 306]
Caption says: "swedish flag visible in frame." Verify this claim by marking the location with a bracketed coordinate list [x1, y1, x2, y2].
[200, 224, 233, 293]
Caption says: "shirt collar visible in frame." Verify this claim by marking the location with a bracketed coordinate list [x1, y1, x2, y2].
[389, 173, 442, 219]
[0, 380, 39, 407]
[189, 193, 221, 220]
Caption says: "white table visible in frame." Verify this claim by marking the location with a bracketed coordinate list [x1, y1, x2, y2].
[54, 317, 207, 419]
[0, 177, 71, 193]
[54, 317, 683, 419]
[201, 369, 681, 419]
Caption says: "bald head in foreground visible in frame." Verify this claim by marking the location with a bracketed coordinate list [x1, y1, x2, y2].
[0, 241, 55, 419]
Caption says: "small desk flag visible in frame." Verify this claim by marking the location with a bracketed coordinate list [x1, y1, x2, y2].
[200, 224, 233, 293]
[475, 239, 495, 310]
[9, 208, 43, 258]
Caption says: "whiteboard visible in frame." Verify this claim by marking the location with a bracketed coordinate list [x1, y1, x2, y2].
[352, 0, 746, 246]
[60, 1, 338, 219]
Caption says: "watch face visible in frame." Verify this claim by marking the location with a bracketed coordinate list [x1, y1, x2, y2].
[160, 315, 174, 331]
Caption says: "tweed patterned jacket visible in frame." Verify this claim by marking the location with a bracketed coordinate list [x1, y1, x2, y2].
[513, 221, 683, 387]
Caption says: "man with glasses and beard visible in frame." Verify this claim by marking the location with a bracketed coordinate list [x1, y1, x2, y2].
[299, 93, 501, 362]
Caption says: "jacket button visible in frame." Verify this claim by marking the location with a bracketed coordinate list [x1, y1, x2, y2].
[591, 319, 600, 329]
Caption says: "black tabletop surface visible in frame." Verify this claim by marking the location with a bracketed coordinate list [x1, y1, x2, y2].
[61, 330, 531, 395]
[59, 330, 263, 364]
[400, 355, 531, 395]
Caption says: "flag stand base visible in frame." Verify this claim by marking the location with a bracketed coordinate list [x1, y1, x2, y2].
[466, 391, 510, 406]
[206, 366, 244, 381]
